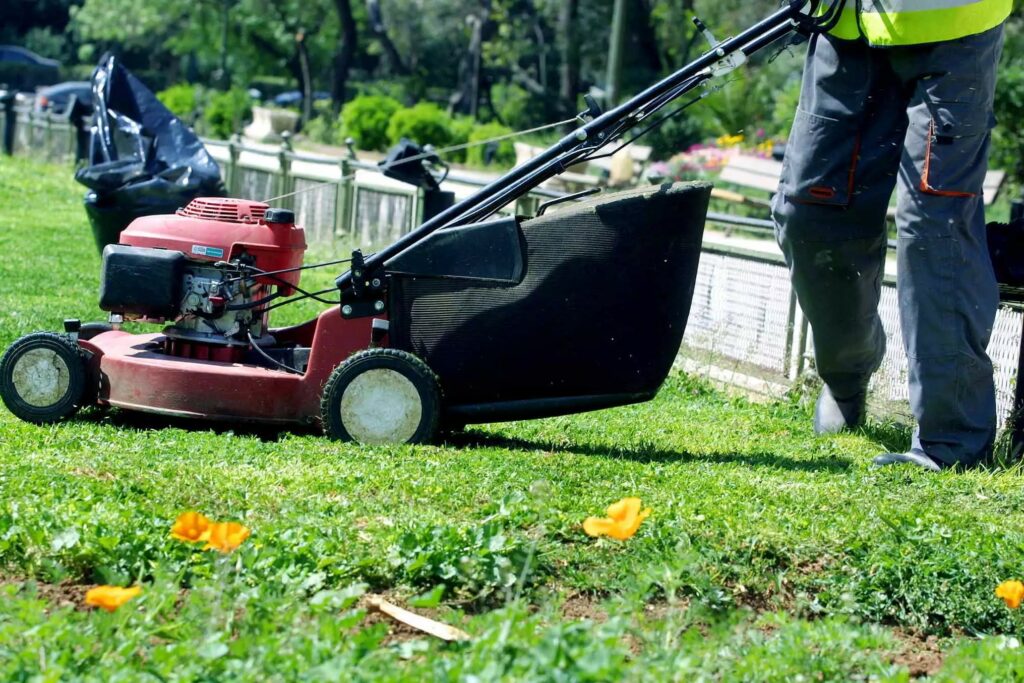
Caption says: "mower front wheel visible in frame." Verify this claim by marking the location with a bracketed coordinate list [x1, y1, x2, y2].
[0, 332, 88, 424]
[321, 349, 441, 444]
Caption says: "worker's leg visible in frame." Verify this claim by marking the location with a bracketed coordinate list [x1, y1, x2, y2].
[773, 35, 905, 402]
[892, 25, 1004, 467]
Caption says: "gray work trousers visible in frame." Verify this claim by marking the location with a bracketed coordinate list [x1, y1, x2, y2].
[772, 25, 1005, 467]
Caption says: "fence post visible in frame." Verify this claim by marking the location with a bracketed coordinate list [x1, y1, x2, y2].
[336, 158, 354, 240]
[413, 188, 425, 232]
[277, 132, 294, 209]
[227, 135, 241, 196]
[43, 111, 53, 160]
[0, 90, 14, 156]
[62, 115, 75, 164]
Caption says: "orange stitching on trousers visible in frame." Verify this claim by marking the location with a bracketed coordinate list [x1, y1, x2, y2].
[920, 119, 977, 198]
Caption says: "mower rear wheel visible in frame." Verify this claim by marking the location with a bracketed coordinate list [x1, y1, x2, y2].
[0, 332, 88, 424]
[321, 349, 441, 444]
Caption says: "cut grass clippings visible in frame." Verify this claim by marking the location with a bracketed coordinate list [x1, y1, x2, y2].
[1, 155, 1023, 681]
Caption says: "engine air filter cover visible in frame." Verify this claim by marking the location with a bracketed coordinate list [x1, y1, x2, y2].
[177, 198, 268, 224]
[99, 244, 186, 318]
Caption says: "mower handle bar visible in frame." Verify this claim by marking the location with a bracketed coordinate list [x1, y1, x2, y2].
[336, 0, 825, 292]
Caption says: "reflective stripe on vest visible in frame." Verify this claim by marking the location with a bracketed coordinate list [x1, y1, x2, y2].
[828, 0, 1012, 45]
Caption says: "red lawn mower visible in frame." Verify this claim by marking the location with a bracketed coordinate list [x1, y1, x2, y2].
[0, 1, 841, 444]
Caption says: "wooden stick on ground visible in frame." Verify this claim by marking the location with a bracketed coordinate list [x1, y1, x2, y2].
[365, 595, 471, 642]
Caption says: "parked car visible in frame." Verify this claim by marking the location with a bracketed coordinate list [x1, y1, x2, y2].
[272, 90, 331, 107]
[34, 81, 93, 116]
[0, 45, 60, 91]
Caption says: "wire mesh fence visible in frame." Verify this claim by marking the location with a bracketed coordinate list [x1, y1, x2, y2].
[684, 253, 794, 377]
[684, 246, 1023, 432]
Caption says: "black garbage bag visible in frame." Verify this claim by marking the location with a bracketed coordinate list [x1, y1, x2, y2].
[988, 215, 1024, 287]
[75, 53, 225, 253]
[379, 138, 455, 221]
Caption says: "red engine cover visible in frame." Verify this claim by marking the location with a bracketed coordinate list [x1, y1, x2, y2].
[119, 198, 307, 294]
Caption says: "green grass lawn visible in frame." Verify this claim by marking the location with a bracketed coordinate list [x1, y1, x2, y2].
[1, 155, 1024, 681]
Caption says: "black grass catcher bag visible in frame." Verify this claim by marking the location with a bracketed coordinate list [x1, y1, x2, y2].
[75, 53, 226, 253]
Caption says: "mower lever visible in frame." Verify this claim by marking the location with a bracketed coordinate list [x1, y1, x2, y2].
[580, 94, 603, 123]
[692, 16, 747, 78]
[349, 249, 366, 298]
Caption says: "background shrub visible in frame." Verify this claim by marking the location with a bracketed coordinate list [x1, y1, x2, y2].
[302, 101, 342, 145]
[203, 88, 252, 139]
[466, 122, 516, 168]
[387, 102, 453, 149]
[340, 94, 401, 151]
[156, 83, 199, 120]
[444, 116, 476, 164]
[491, 82, 547, 132]
[991, 69, 1022, 183]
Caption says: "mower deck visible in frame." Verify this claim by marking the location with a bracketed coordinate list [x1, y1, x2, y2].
[81, 307, 375, 424]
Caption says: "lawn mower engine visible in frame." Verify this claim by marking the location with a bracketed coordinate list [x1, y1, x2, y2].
[99, 198, 306, 364]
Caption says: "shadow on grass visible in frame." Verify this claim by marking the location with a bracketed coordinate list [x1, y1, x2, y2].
[859, 420, 913, 455]
[70, 409, 847, 473]
[446, 431, 851, 473]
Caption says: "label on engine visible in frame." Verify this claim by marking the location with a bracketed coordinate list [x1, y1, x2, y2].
[191, 245, 225, 259]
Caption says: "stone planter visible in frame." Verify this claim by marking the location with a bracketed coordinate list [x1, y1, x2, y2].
[244, 106, 299, 143]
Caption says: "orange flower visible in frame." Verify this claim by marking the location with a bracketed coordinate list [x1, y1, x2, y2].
[170, 511, 211, 543]
[996, 580, 1024, 609]
[202, 521, 251, 553]
[583, 497, 651, 540]
[84, 585, 142, 612]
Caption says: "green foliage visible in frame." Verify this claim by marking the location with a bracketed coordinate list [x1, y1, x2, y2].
[991, 35, 1024, 182]
[22, 27, 68, 62]
[465, 122, 516, 168]
[156, 83, 199, 120]
[386, 101, 453, 148]
[300, 101, 341, 145]
[770, 74, 803, 140]
[203, 88, 252, 139]
[936, 636, 1024, 681]
[388, 503, 544, 605]
[490, 82, 545, 132]
[340, 94, 402, 151]
[644, 114, 709, 161]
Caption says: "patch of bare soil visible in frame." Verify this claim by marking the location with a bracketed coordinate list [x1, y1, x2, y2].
[0, 575, 96, 611]
[561, 591, 608, 623]
[890, 630, 946, 678]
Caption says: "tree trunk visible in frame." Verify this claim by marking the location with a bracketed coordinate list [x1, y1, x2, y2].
[557, 0, 579, 116]
[218, 0, 232, 88]
[332, 0, 358, 113]
[296, 31, 313, 126]
[632, 0, 663, 75]
[367, 0, 409, 76]
[448, 1, 491, 118]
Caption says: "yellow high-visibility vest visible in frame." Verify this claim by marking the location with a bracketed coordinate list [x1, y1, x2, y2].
[828, 0, 1013, 46]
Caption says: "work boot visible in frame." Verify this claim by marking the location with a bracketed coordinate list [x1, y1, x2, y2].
[872, 449, 943, 472]
[813, 385, 866, 435]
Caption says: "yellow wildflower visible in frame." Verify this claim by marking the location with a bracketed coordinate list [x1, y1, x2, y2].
[170, 511, 211, 543]
[996, 580, 1024, 609]
[583, 497, 651, 540]
[203, 521, 251, 553]
[84, 585, 142, 612]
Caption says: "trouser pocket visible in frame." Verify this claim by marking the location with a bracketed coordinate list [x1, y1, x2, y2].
[779, 109, 861, 207]
[915, 103, 992, 199]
